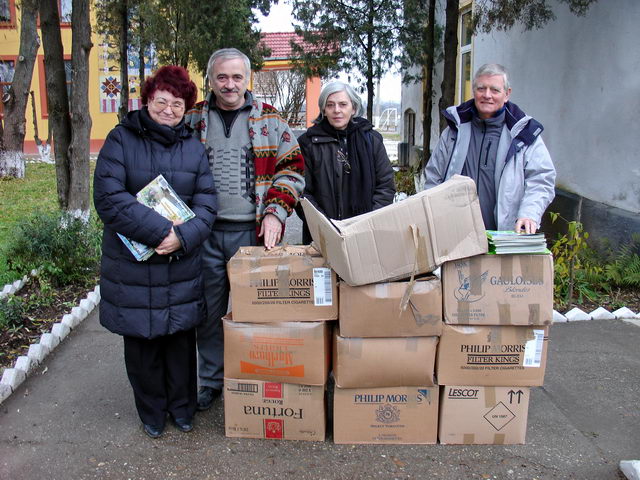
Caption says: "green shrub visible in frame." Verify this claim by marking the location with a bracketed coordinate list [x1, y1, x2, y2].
[3, 211, 102, 288]
[604, 234, 640, 288]
[394, 164, 419, 196]
[0, 295, 25, 330]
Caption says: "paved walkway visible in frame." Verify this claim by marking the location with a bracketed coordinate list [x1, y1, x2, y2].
[0, 310, 638, 479]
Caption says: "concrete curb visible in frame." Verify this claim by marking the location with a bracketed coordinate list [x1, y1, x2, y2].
[0, 283, 100, 405]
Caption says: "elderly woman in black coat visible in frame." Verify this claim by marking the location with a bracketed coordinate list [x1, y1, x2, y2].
[297, 81, 396, 243]
[93, 66, 217, 438]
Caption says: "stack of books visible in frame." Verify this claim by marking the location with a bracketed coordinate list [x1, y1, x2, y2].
[486, 230, 548, 255]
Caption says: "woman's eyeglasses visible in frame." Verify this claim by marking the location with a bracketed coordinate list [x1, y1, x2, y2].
[151, 97, 185, 112]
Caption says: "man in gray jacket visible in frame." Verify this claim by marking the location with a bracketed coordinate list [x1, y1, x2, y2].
[423, 63, 556, 234]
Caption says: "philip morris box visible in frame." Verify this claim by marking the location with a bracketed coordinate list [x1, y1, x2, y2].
[339, 277, 443, 337]
[438, 386, 531, 444]
[333, 386, 439, 444]
[333, 330, 438, 388]
[300, 175, 487, 286]
[442, 254, 553, 326]
[436, 323, 549, 386]
[224, 378, 325, 441]
[228, 245, 338, 322]
[223, 317, 331, 386]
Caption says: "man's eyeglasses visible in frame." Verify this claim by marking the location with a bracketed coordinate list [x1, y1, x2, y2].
[151, 97, 185, 112]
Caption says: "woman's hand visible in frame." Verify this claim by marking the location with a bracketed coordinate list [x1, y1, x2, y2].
[155, 227, 182, 255]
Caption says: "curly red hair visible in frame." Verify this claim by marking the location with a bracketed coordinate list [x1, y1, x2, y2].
[141, 65, 198, 111]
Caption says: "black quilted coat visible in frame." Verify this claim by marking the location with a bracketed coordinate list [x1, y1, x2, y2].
[93, 109, 217, 339]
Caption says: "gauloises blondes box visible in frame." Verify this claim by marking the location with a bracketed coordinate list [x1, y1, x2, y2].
[224, 378, 325, 441]
[223, 317, 331, 386]
[436, 324, 549, 386]
[439, 386, 531, 444]
[442, 254, 553, 326]
[228, 245, 338, 322]
[333, 386, 439, 444]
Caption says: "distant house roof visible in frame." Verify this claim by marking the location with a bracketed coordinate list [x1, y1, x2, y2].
[260, 32, 313, 60]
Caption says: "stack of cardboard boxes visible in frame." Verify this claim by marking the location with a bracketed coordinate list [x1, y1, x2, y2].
[332, 278, 442, 444]
[436, 253, 554, 444]
[223, 245, 338, 441]
[302, 175, 490, 444]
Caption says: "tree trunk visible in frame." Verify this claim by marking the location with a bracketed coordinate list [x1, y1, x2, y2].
[2, 0, 39, 152]
[40, 0, 72, 209]
[118, 0, 129, 121]
[68, 0, 93, 219]
[138, 17, 145, 87]
[366, 5, 374, 122]
[439, 0, 459, 132]
[0, 0, 39, 178]
[420, 0, 436, 169]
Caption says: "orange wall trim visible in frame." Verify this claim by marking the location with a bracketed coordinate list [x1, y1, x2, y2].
[23, 138, 105, 155]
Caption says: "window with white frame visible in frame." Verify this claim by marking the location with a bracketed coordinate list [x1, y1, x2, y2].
[458, 8, 473, 102]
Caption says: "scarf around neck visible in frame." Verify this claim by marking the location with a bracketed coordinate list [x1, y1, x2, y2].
[139, 107, 186, 146]
[318, 117, 375, 217]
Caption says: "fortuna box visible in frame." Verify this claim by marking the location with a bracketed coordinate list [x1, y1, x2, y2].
[442, 254, 553, 326]
[228, 245, 338, 322]
[438, 386, 531, 444]
[301, 175, 487, 286]
[224, 378, 325, 441]
[333, 386, 439, 444]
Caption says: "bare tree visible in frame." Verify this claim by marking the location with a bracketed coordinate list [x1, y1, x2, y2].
[253, 70, 307, 127]
[0, 0, 40, 178]
[68, 0, 93, 218]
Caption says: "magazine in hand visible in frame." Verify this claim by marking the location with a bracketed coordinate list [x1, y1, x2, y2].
[486, 230, 549, 255]
[118, 174, 195, 261]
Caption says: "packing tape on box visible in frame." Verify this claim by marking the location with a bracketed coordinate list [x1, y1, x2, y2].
[409, 300, 440, 327]
[375, 283, 390, 298]
[405, 337, 418, 352]
[249, 257, 261, 291]
[493, 433, 506, 444]
[463, 433, 475, 444]
[500, 255, 515, 282]
[528, 303, 541, 324]
[343, 336, 363, 359]
[498, 303, 511, 325]
[520, 255, 545, 283]
[455, 259, 486, 324]
[485, 386, 496, 408]
[488, 326, 503, 346]
[276, 262, 290, 298]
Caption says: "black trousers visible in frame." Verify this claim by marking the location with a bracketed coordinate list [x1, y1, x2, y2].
[123, 328, 197, 427]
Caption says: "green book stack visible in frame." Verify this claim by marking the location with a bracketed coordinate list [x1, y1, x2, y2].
[486, 230, 549, 255]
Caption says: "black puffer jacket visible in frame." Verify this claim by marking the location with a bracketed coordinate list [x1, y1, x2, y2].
[93, 109, 217, 339]
[297, 117, 395, 242]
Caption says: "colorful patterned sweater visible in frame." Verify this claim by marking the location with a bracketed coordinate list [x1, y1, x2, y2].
[186, 91, 305, 230]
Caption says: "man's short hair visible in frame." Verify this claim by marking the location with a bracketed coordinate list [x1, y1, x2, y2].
[316, 81, 364, 120]
[206, 48, 251, 81]
[473, 63, 510, 92]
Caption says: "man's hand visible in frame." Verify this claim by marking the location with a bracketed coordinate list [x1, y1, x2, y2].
[515, 218, 538, 234]
[259, 213, 283, 250]
[155, 227, 182, 255]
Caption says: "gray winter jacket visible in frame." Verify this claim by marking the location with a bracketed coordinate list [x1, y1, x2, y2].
[423, 100, 556, 230]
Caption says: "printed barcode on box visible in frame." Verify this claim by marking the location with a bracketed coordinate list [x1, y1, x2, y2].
[313, 268, 333, 306]
[229, 383, 259, 393]
[523, 329, 545, 367]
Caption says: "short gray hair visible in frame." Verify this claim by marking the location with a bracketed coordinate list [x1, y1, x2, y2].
[473, 63, 510, 92]
[317, 81, 364, 120]
[206, 48, 251, 80]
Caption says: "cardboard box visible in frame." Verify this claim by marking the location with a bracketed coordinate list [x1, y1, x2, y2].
[442, 254, 554, 326]
[300, 175, 487, 286]
[223, 318, 331, 385]
[224, 378, 325, 441]
[438, 386, 531, 444]
[333, 386, 439, 444]
[339, 277, 442, 337]
[333, 330, 438, 388]
[436, 323, 549, 386]
[228, 245, 338, 322]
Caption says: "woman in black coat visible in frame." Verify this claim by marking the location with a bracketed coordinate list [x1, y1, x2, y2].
[93, 66, 217, 438]
[297, 81, 396, 243]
